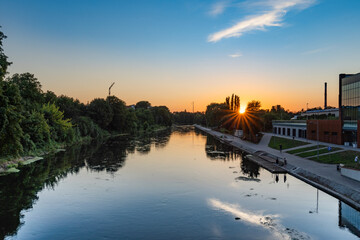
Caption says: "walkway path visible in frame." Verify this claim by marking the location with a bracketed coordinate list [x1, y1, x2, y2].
[195, 125, 360, 209]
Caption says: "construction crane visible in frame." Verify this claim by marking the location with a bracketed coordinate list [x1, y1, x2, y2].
[109, 82, 115, 96]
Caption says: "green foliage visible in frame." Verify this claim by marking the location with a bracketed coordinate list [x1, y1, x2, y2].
[205, 103, 228, 127]
[75, 116, 108, 139]
[135, 101, 151, 109]
[135, 108, 154, 130]
[261, 105, 293, 132]
[225, 94, 240, 112]
[21, 111, 50, 149]
[0, 82, 23, 156]
[43, 90, 57, 104]
[0, 27, 12, 81]
[56, 95, 85, 119]
[151, 106, 172, 126]
[107, 96, 128, 132]
[0, 27, 175, 159]
[8, 73, 44, 109]
[124, 109, 138, 133]
[88, 98, 113, 129]
[173, 111, 206, 125]
[41, 103, 73, 142]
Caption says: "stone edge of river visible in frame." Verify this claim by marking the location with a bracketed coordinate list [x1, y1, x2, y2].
[194, 124, 360, 211]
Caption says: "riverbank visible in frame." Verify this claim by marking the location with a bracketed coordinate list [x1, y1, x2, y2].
[195, 124, 360, 210]
[0, 126, 172, 176]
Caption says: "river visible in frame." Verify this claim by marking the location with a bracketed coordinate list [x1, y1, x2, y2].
[0, 126, 359, 239]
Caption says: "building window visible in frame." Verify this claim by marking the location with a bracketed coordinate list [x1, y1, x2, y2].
[332, 132, 338, 136]
[324, 131, 329, 135]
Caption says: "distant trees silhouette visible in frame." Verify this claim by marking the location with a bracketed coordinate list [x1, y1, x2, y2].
[204, 94, 294, 142]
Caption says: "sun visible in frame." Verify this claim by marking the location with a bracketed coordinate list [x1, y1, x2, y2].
[239, 107, 246, 114]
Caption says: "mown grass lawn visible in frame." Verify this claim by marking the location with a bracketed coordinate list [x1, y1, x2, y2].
[297, 147, 341, 158]
[309, 150, 360, 169]
[286, 145, 326, 154]
[268, 136, 309, 150]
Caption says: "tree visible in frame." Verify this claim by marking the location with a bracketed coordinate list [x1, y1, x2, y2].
[44, 90, 57, 104]
[42, 103, 73, 142]
[88, 98, 113, 129]
[0, 27, 11, 81]
[135, 101, 151, 109]
[135, 108, 154, 130]
[225, 94, 240, 112]
[246, 100, 261, 112]
[0, 82, 23, 156]
[151, 106, 172, 126]
[205, 103, 228, 127]
[107, 96, 128, 132]
[56, 95, 85, 120]
[242, 100, 262, 141]
[8, 73, 44, 109]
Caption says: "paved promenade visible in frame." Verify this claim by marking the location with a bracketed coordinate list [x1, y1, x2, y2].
[195, 125, 360, 209]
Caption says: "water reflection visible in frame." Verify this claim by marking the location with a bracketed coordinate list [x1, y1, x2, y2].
[339, 202, 360, 237]
[0, 130, 171, 240]
[240, 156, 260, 179]
[205, 135, 242, 161]
[208, 198, 311, 240]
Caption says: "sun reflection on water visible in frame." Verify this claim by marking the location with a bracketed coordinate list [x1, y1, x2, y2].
[207, 198, 311, 240]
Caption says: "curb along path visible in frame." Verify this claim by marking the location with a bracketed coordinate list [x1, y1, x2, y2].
[194, 124, 360, 210]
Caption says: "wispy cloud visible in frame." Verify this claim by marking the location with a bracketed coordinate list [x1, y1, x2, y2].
[209, 1, 231, 16]
[208, 0, 316, 42]
[301, 47, 331, 55]
[229, 52, 242, 58]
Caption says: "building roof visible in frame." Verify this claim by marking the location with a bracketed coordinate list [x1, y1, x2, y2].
[272, 120, 307, 128]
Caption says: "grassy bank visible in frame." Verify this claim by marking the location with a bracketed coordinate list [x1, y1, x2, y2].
[297, 147, 341, 158]
[0, 136, 93, 175]
[268, 136, 309, 150]
[286, 145, 326, 154]
[0, 126, 171, 175]
[309, 150, 360, 169]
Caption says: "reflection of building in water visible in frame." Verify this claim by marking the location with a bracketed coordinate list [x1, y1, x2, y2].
[339, 201, 360, 237]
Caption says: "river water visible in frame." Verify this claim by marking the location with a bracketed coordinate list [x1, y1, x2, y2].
[1, 127, 360, 239]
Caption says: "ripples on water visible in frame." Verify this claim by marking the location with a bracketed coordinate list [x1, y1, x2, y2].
[0, 126, 359, 239]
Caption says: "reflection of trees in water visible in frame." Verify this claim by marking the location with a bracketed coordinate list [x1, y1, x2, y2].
[203, 135, 260, 178]
[0, 130, 171, 239]
[205, 135, 242, 161]
[240, 155, 260, 179]
[0, 145, 86, 240]
[173, 125, 195, 135]
[86, 137, 131, 172]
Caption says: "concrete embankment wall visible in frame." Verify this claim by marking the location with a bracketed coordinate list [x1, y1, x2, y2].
[194, 125, 360, 210]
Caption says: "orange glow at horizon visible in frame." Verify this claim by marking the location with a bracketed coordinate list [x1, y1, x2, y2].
[239, 106, 246, 114]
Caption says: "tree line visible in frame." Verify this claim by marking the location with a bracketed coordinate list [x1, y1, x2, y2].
[0, 29, 172, 158]
[204, 94, 294, 142]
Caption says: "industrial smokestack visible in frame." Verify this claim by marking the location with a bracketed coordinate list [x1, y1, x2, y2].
[324, 82, 327, 109]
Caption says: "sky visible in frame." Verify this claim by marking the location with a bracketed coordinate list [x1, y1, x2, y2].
[1, 0, 360, 112]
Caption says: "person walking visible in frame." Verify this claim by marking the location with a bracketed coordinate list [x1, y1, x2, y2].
[279, 144, 283, 153]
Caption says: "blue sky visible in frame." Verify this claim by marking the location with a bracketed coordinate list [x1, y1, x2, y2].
[1, 0, 360, 111]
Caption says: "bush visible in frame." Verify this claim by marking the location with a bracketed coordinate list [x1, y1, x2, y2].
[21, 111, 50, 148]
[42, 103, 72, 142]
